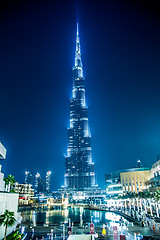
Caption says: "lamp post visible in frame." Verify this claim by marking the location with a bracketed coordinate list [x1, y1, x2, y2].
[31, 228, 34, 238]
[51, 229, 53, 240]
[63, 224, 65, 240]
[80, 207, 83, 227]
[68, 218, 71, 227]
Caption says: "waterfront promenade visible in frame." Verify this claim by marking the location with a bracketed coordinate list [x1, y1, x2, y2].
[19, 206, 160, 240]
[24, 222, 160, 240]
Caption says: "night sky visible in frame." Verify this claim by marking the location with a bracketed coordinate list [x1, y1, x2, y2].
[0, 0, 160, 190]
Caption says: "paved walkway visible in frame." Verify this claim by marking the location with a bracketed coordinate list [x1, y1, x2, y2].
[24, 222, 160, 240]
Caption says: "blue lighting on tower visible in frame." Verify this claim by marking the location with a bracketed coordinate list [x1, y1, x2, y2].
[64, 23, 96, 190]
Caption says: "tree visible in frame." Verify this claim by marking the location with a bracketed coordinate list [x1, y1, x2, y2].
[154, 190, 160, 203]
[0, 210, 16, 240]
[4, 175, 16, 192]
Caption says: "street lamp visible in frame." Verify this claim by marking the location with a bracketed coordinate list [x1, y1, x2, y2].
[63, 224, 65, 240]
[67, 218, 71, 227]
[51, 229, 53, 240]
[60, 224, 65, 240]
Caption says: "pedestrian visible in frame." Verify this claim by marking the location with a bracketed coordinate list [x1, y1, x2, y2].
[153, 225, 155, 233]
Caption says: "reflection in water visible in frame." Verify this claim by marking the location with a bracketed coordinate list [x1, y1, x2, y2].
[105, 212, 121, 221]
[45, 211, 49, 224]
[20, 208, 127, 227]
[32, 211, 36, 227]
[61, 209, 69, 222]
[93, 211, 103, 223]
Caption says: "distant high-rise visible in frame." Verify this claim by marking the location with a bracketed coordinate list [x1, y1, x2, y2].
[64, 24, 96, 190]
[46, 171, 51, 193]
[136, 160, 143, 169]
[35, 173, 46, 194]
[25, 171, 33, 186]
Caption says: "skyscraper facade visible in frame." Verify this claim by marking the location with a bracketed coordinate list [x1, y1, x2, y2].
[25, 171, 33, 186]
[35, 173, 46, 194]
[64, 24, 96, 190]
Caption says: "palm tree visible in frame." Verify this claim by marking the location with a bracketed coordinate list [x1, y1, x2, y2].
[154, 190, 160, 202]
[0, 210, 16, 240]
[4, 175, 16, 192]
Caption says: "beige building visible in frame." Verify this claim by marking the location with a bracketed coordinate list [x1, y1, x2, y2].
[120, 168, 150, 195]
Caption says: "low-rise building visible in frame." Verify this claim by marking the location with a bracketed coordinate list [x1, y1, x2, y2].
[12, 182, 34, 205]
[105, 160, 151, 196]
[105, 173, 123, 197]
[120, 167, 150, 195]
[0, 141, 7, 159]
[0, 192, 21, 239]
[0, 142, 21, 239]
[0, 164, 5, 192]
[0, 142, 6, 192]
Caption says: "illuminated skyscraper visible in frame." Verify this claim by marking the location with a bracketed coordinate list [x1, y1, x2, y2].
[64, 24, 96, 190]
[35, 173, 46, 194]
[25, 171, 33, 186]
[46, 171, 51, 193]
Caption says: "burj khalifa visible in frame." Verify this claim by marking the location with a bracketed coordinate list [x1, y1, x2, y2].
[64, 24, 96, 190]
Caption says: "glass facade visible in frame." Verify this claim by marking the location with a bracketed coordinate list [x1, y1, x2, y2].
[35, 173, 46, 194]
[64, 24, 96, 190]
[46, 171, 51, 193]
[25, 171, 33, 186]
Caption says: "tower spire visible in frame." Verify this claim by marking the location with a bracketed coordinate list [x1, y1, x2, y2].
[64, 23, 96, 190]
[77, 22, 79, 37]
[74, 23, 83, 77]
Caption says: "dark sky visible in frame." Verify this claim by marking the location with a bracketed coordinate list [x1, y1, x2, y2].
[0, 0, 160, 190]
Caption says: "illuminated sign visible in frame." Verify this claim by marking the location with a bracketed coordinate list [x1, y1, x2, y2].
[90, 223, 94, 234]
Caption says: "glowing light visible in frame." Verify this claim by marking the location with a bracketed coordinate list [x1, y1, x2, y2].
[106, 190, 123, 194]
[35, 173, 40, 178]
[21, 226, 25, 234]
[77, 22, 79, 36]
[80, 117, 88, 121]
[70, 118, 78, 122]
[108, 184, 122, 188]
[105, 212, 121, 222]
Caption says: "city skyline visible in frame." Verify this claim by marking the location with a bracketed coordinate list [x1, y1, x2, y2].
[0, 0, 160, 190]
